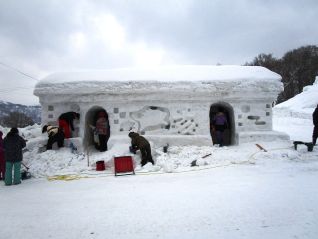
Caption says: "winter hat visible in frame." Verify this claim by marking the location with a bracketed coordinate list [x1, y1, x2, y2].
[42, 125, 48, 133]
[10, 127, 19, 134]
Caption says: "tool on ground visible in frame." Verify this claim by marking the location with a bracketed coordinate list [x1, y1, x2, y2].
[21, 162, 31, 180]
[256, 144, 267, 152]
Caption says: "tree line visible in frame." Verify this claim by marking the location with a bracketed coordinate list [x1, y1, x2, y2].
[0, 112, 34, 128]
[245, 45, 318, 103]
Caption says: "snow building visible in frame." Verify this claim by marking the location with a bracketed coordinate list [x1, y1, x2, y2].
[33, 65, 289, 151]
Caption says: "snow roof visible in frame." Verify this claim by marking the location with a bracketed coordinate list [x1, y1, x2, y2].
[34, 65, 282, 96]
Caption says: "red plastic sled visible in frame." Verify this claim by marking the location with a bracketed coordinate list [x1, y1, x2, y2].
[114, 156, 135, 176]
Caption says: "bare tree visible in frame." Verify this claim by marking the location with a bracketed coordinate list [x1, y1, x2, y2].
[2, 112, 34, 128]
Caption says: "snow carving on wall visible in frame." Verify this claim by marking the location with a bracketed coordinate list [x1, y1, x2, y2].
[129, 106, 170, 133]
[170, 109, 198, 135]
[117, 106, 199, 135]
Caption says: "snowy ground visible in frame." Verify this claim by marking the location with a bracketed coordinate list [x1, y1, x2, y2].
[1, 81, 318, 238]
[1, 121, 318, 239]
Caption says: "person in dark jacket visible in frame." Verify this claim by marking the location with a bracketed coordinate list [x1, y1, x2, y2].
[128, 132, 154, 166]
[313, 104, 318, 145]
[3, 128, 26, 185]
[42, 125, 65, 150]
[211, 110, 228, 147]
[58, 112, 80, 138]
[0, 131, 5, 180]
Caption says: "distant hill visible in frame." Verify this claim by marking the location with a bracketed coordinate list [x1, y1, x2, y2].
[0, 100, 41, 124]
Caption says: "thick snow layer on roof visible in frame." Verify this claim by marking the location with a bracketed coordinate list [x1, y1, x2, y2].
[34, 65, 282, 96]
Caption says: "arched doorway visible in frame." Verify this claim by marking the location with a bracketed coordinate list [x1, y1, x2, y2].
[84, 106, 109, 149]
[209, 102, 235, 146]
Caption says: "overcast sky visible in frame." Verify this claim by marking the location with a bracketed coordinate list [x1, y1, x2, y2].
[0, 0, 317, 105]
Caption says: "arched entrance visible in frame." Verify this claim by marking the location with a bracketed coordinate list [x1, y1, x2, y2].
[84, 106, 109, 149]
[209, 102, 235, 146]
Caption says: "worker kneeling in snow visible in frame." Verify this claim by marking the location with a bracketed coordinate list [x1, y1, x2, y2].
[42, 125, 65, 150]
[128, 132, 154, 167]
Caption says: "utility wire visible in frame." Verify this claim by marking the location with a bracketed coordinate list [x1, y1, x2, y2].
[0, 61, 39, 82]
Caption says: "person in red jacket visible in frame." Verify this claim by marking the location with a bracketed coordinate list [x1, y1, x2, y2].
[0, 131, 5, 180]
[58, 112, 80, 138]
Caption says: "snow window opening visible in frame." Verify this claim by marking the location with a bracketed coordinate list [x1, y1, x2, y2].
[255, 121, 266, 125]
[247, 116, 260, 120]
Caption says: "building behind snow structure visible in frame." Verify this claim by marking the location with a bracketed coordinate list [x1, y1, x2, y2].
[33, 65, 289, 151]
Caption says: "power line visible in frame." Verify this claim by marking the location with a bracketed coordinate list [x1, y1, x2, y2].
[0, 61, 39, 82]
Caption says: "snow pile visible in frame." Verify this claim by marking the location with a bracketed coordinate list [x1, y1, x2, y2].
[273, 76, 317, 141]
[3, 122, 314, 179]
[13, 127, 318, 179]
[274, 76, 318, 118]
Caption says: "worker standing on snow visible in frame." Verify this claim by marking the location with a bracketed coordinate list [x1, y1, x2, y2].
[95, 111, 110, 152]
[0, 131, 5, 180]
[313, 104, 318, 145]
[3, 128, 26, 186]
[58, 112, 80, 138]
[211, 109, 228, 147]
[128, 132, 154, 166]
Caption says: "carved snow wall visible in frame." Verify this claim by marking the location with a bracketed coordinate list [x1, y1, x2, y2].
[34, 65, 290, 149]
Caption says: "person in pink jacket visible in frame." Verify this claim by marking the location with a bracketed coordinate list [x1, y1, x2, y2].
[95, 111, 110, 152]
[0, 131, 5, 180]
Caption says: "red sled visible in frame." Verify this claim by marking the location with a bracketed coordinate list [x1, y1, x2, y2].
[114, 156, 135, 176]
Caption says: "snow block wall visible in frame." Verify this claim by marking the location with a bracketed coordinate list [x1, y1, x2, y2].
[34, 65, 289, 150]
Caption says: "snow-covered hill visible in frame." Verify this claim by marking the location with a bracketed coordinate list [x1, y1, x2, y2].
[0, 100, 41, 124]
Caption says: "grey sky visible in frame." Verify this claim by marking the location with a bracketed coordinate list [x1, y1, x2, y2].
[0, 0, 317, 105]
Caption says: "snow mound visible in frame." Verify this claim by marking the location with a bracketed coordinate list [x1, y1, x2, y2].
[274, 76, 318, 118]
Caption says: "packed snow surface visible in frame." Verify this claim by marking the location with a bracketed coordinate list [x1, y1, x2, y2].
[1, 77, 318, 239]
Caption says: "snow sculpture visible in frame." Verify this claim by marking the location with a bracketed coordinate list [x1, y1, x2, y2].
[34, 65, 289, 150]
